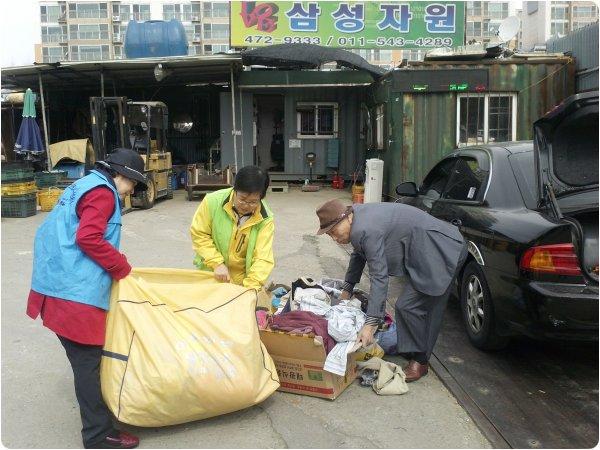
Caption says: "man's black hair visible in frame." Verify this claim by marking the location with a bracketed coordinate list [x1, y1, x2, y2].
[233, 165, 270, 199]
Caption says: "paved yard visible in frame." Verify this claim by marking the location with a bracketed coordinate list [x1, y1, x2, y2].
[1, 187, 490, 448]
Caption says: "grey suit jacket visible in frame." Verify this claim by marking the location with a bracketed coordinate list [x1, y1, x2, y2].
[344, 203, 465, 319]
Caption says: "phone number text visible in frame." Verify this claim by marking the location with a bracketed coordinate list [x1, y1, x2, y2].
[243, 35, 454, 47]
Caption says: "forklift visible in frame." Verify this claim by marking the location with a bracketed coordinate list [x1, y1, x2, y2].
[90, 97, 173, 209]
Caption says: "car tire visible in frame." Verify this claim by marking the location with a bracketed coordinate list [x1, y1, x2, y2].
[460, 261, 509, 351]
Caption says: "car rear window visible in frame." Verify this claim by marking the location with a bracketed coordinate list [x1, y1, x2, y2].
[508, 151, 538, 209]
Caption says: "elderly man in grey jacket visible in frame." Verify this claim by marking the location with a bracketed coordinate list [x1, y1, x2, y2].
[316, 199, 467, 382]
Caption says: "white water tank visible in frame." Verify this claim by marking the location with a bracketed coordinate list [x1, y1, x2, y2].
[364, 158, 384, 203]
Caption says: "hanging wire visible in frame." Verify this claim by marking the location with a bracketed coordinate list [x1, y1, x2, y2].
[518, 62, 571, 94]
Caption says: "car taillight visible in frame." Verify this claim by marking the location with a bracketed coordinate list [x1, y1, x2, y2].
[520, 243, 582, 276]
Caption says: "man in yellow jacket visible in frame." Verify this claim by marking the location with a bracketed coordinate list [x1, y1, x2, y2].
[190, 165, 274, 290]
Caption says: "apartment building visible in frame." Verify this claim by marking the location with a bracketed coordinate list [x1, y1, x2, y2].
[161, 2, 230, 56]
[42, 2, 594, 67]
[38, 1, 230, 63]
[353, 2, 515, 69]
[520, 1, 599, 50]
[199, 1, 230, 56]
[465, 1, 512, 46]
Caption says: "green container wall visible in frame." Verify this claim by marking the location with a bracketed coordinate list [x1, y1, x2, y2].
[370, 60, 575, 198]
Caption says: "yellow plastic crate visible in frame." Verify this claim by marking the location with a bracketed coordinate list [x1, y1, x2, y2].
[1, 181, 37, 196]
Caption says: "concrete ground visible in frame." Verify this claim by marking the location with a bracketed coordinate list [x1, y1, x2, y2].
[1, 187, 490, 449]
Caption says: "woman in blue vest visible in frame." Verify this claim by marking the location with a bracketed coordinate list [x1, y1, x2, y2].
[27, 148, 147, 449]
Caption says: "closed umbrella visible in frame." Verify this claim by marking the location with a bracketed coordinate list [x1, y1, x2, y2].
[14, 88, 45, 156]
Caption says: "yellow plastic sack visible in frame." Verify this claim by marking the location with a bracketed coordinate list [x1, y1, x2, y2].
[100, 268, 280, 427]
[355, 343, 385, 362]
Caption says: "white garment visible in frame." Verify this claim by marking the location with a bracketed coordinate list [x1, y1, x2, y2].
[326, 304, 366, 342]
[291, 287, 331, 312]
[294, 288, 366, 375]
[323, 341, 358, 376]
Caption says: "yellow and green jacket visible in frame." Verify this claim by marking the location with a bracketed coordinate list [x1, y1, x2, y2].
[190, 187, 274, 290]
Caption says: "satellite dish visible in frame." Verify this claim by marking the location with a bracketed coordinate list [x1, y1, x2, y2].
[498, 16, 521, 43]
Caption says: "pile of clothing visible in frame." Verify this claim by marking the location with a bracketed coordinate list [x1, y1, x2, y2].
[256, 277, 409, 396]
[258, 278, 372, 376]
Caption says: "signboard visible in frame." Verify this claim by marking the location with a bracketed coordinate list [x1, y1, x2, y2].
[230, 1, 465, 49]
[391, 69, 489, 92]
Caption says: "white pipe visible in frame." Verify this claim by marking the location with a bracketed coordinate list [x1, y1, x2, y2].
[230, 66, 238, 172]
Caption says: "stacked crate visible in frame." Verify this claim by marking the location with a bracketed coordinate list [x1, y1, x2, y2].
[35, 170, 67, 189]
[1, 164, 37, 218]
[35, 171, 67, 211]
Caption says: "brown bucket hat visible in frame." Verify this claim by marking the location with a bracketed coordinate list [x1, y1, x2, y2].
[316, 199, 353, 235]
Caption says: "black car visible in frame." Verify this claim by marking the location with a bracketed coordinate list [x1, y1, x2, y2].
[395, 92, 598, 350]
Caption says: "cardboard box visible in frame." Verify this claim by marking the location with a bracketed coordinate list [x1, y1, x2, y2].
[259, 328, 357, 400]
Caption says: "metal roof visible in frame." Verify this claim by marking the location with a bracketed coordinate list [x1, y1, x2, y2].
[241, 43, 386, 79]
[404, 54, 572, 67]
[1, 54, 242, 91]
[547, 22, 599, 92]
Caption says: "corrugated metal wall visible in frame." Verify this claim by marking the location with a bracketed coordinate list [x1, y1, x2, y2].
[158, 88, 221, 165]
[373, 60, 576, 198]
[399, 93, 457, 190]
[486, 62, 575, 139]
[547, 22, 599, 92]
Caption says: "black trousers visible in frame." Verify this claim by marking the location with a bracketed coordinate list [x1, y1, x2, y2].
[57, 335, 116, 447]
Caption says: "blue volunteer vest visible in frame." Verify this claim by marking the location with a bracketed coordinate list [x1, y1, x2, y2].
[31, 170, 122, 310]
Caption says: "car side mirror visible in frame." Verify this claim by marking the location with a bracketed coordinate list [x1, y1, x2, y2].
[395, 182, 418, 197]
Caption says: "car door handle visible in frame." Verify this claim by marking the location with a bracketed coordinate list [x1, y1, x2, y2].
[451, 218, 462, 227]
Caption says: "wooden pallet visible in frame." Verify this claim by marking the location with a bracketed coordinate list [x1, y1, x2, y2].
[267, 183, 289, 193]
[186, 183, 231, 201]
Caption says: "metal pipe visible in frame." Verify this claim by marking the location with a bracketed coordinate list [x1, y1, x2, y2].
[101, 71, 105, 97]
[38, 72, 51, 170]
[239, 85, 244, 167]
[230, 65, 238, 172]
[238, 83, 372, 88]
[576, 66, 599, 76]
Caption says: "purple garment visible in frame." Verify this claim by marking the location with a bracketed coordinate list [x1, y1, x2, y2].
[270, 311, 336, 354]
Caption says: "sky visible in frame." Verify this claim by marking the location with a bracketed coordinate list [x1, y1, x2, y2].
[0, 0, 526, 69]
[1, 0, 40, 67]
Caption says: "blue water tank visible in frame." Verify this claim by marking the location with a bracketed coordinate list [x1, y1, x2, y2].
[124, 20, 188, 58]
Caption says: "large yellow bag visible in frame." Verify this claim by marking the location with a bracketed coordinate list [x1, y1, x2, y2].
[100, 268, 280, 427]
